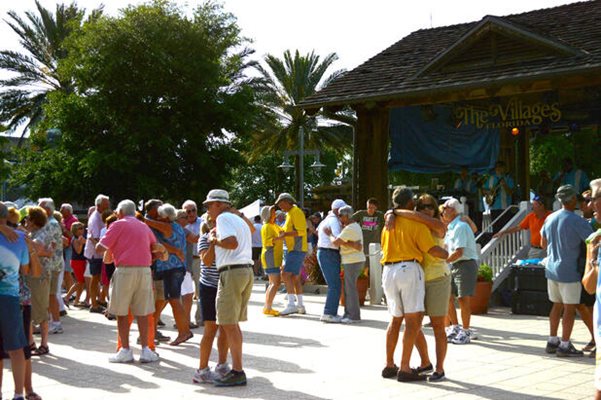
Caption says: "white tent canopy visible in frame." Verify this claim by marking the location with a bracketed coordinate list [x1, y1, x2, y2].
[239, 199, 261, 219]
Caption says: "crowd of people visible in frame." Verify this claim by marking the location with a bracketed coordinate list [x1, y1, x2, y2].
[1, 162, 601, 397]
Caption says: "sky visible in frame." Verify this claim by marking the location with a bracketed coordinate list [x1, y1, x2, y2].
[0, 0, 584, 72]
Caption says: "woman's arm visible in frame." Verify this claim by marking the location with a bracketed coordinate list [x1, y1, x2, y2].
[393, 209, 446, 236]
[200, 242, 216, 267]
[583, 242, 599, 295]
[144, 218, 173, 237]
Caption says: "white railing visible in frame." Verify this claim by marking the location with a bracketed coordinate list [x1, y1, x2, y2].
[478, 201, 532, 291]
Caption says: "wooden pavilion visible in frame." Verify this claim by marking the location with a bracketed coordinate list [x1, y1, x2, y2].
[300, 0, 601, 208]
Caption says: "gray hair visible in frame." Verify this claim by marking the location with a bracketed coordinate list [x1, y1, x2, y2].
[158, 203, 177, 222]
[60, 203, 73, 213]
[95, 194, 109, 207]
[182, 200, 197, 210]
[116, 199, 136, 217]
[392, 186, 414, 208]
[0, 202, 7, 219]
[38, 197, 55, 213]
[338, 205, 354, 217]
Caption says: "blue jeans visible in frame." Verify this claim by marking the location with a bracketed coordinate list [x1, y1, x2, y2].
[317, 248, 341, 316]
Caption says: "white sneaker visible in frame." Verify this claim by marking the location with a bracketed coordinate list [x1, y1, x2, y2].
[468, 328, 478, 340]
[451, 328, 471, 345]
[109, 348, 134, 363]
[280, 305, 298, 316]
[320, 314, 342, 323]
[341, 317, 358, 324]
[49, 323, 63, 334]
[215, 362, 231, 377]
[297, 305, 306, 314]
[445, 324, 461, 341]
[193, 367, 219, 383]
[139, 347, 159, 363]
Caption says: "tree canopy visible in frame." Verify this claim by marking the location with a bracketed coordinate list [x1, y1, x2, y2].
[0, 1, 102, 142]
[11, 1, 258, 203]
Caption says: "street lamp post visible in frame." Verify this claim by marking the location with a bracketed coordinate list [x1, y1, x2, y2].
[278, 127, 325, 208]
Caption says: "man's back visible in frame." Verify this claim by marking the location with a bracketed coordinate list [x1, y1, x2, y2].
[215, 212, 252, 268]
[381, 217, 434, 264]
[542, 209, 593, 282]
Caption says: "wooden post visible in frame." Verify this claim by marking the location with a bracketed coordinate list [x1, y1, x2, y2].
[353, 106, 390, 209]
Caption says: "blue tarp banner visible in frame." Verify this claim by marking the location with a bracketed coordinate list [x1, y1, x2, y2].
[388, 106, 500, 173]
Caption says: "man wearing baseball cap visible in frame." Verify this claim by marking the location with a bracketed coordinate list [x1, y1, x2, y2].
[204, 189, 254, 386]
[317, 199, 348, 323]
[541, 184, 593, 357]
[274, 193, 308, 316]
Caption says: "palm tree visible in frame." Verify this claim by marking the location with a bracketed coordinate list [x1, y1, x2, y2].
[0, 1, 102, 143]
[252, 49, 355, 158]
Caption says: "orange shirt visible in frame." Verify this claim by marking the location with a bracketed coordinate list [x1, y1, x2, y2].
[519, 211, 551, 247]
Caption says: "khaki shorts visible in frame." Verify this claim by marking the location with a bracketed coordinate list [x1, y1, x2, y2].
[547, 280, 581, 305]
[216, 267, 254, 325]
[26, 275, 50, 324]
[108, 267, 155, 317]
[425, 274, 452, 317]
[49, 270, 61, 296]
[153, 279, 165, 302]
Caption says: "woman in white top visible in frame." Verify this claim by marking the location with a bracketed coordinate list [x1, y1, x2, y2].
[329, 205, 365, 323]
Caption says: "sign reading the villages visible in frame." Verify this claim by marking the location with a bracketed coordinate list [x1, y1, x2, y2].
[455, 97, 561, 129]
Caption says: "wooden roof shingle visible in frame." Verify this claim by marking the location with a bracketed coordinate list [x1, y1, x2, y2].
[300, 0, 601, 109]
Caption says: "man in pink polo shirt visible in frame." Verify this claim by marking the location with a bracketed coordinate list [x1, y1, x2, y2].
[96, 199, 160, 364]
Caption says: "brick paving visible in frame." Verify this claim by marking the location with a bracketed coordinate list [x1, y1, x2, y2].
[1, 282, 596, 400]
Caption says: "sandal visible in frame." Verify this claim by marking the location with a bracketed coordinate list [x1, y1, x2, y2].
[29, 343, 37, 353]
[169, 331, 193, 346]
[26, 393, 42, 400]
[583, 340, 596, 352]
[32, 345, 49, 356]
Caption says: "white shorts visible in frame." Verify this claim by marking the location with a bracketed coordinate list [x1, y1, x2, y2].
[181, 271, 195, 296]
[382, 261, 425, 317]
[547, 280, 581, 305]
[83, 261, 91, 278]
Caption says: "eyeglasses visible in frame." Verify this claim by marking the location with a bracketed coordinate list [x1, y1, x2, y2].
[417, 203, 435, 210]
[186, 209, 197, 214]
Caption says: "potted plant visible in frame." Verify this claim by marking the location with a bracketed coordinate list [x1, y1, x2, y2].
[471, 263, 493, 314]
[340, 267, 369, 306]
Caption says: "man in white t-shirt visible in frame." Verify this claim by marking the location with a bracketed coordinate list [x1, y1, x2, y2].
[204, 189, 254, 387]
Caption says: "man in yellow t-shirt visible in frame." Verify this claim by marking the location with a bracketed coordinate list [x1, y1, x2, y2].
[380, 187, 448, 383]
[275, 193, 308, 316]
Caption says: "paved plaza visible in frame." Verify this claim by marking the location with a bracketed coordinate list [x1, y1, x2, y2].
[1, 282, 596, 400]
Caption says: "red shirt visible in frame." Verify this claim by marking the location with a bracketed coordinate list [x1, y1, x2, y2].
[98, 216, 156, 267]
[519, 211, 551, 247]
[63, 214, 79, 231]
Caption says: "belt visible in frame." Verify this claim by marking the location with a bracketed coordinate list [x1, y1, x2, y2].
[193, 255, 201, 259]
[531, 246, 542, 249]
[218, 264, 252, 274]
[383, 259, 418, 265]
[318, 247, 339, 252]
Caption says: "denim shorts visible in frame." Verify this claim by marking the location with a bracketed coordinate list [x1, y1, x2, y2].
[265, 267, 281, 275]
[283, 251, 306, 275]
[0, 295, 27, 353]
[162, 268, 185, 300]
[1, 304, 31, 360]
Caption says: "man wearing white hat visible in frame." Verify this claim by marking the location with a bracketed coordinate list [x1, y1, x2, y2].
[316, 199, 348, 323]
[442, 197, 479, 345]
[275, 193, 308, 316]
[204, 189, 254, 387]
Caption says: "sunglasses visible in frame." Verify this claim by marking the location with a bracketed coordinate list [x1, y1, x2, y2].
[185, 209, 197, 214]
[417, 203, 435, 210]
